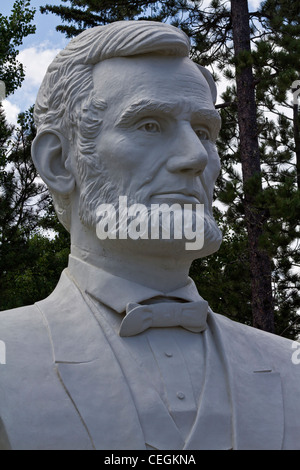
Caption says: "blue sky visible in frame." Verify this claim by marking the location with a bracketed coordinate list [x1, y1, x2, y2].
[2, 0, 68, 123]
[2, 0, 262, 124]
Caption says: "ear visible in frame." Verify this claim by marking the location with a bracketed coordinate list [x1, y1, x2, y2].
[31, 130, 75, 195]
[197, 64, 217, 105]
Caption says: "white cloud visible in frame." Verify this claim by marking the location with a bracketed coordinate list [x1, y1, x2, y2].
[4, 44, 60, 124]
[249, 0, 262, 10]
[18, 45, 60, 87]
[2, 99, 21, 126]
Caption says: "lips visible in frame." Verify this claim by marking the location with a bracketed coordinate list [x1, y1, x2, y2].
[150, 190, 203, 204]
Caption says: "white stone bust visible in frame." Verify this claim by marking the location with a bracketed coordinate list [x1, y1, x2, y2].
[0, 20, 299, 450]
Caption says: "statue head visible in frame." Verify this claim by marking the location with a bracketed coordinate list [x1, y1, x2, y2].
[32, 20, 222, 264]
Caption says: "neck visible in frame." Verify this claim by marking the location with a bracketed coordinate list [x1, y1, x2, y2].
[70, 242, 192, 292]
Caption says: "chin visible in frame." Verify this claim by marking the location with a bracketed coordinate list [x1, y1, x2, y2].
[97, 219, 222, 263]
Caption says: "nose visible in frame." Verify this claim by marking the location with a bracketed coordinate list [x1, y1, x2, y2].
[166, 122, 208, 175]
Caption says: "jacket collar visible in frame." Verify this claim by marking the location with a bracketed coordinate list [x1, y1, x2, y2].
[67, 255, 202, 314]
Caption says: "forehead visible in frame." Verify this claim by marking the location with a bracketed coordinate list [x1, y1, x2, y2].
[92, 55, 215, 111]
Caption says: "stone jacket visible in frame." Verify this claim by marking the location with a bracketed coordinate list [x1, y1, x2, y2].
[0, 269, 300, 450]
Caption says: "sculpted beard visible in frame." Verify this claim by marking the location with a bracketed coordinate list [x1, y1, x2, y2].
[77, 146, 222, 256]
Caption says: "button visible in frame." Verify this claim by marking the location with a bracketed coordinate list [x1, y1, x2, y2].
[176, 392, 185, 400]
[165, 352, 173, 358]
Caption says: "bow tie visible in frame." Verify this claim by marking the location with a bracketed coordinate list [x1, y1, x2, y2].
[119, 299, 208, 337]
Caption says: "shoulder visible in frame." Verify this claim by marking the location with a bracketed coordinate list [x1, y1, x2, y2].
[211, 309, 295, 347]
[210, 310, 300, 377]
[0, 305, 55, 428]
[0, 303, 53, 374]
[0, 303, 48, 344]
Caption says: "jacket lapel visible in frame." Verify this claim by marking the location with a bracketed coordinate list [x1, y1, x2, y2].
[38, 270, 146, 450]
[208, 310, 284, 450]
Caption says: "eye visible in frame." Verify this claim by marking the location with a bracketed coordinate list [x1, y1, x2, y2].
[138, 121, 160, 133]
[194, 127, 210, 141]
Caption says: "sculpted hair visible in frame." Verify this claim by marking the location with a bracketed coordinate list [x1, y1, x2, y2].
[34, 21, 190, 134]
[33, 21, 216, 231]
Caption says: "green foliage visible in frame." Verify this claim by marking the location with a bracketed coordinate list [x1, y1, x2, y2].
[0, 0, 36, 95]
[0, 106, 70, 311]
[190, 208, 252, 327]
[0, 1, 71, 311]
[40, 0, 174, 37]
[0, 231, 70, 311]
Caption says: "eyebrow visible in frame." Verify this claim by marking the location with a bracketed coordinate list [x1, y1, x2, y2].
[115, 98, 221, 140]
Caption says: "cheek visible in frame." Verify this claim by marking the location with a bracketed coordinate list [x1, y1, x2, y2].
[200, 143, 220, 205]
[204, 142, 221, 182]
[96, 133, 139, 171]
[95, 133, 157, 194]
[99, 132, 165, 172]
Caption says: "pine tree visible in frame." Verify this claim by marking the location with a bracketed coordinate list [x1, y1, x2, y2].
[254, 0, 300, 191]
[40, 0, 300, 337]
[0, 2, 70, 310]
[40, 0, 182, 37]
[0, 0, 36, 95]
[0, 107, 70, 310]
[229, 0, 274, 332]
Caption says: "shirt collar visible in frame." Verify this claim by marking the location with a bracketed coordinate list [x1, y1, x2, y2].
[67, 255, 202, 314]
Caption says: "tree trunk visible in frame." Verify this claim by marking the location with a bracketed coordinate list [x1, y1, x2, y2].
[292, 81, 300, 190]
[231, 0, 274, 332]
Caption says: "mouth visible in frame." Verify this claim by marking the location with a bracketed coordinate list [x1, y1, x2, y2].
[150, 190, 202, 205]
